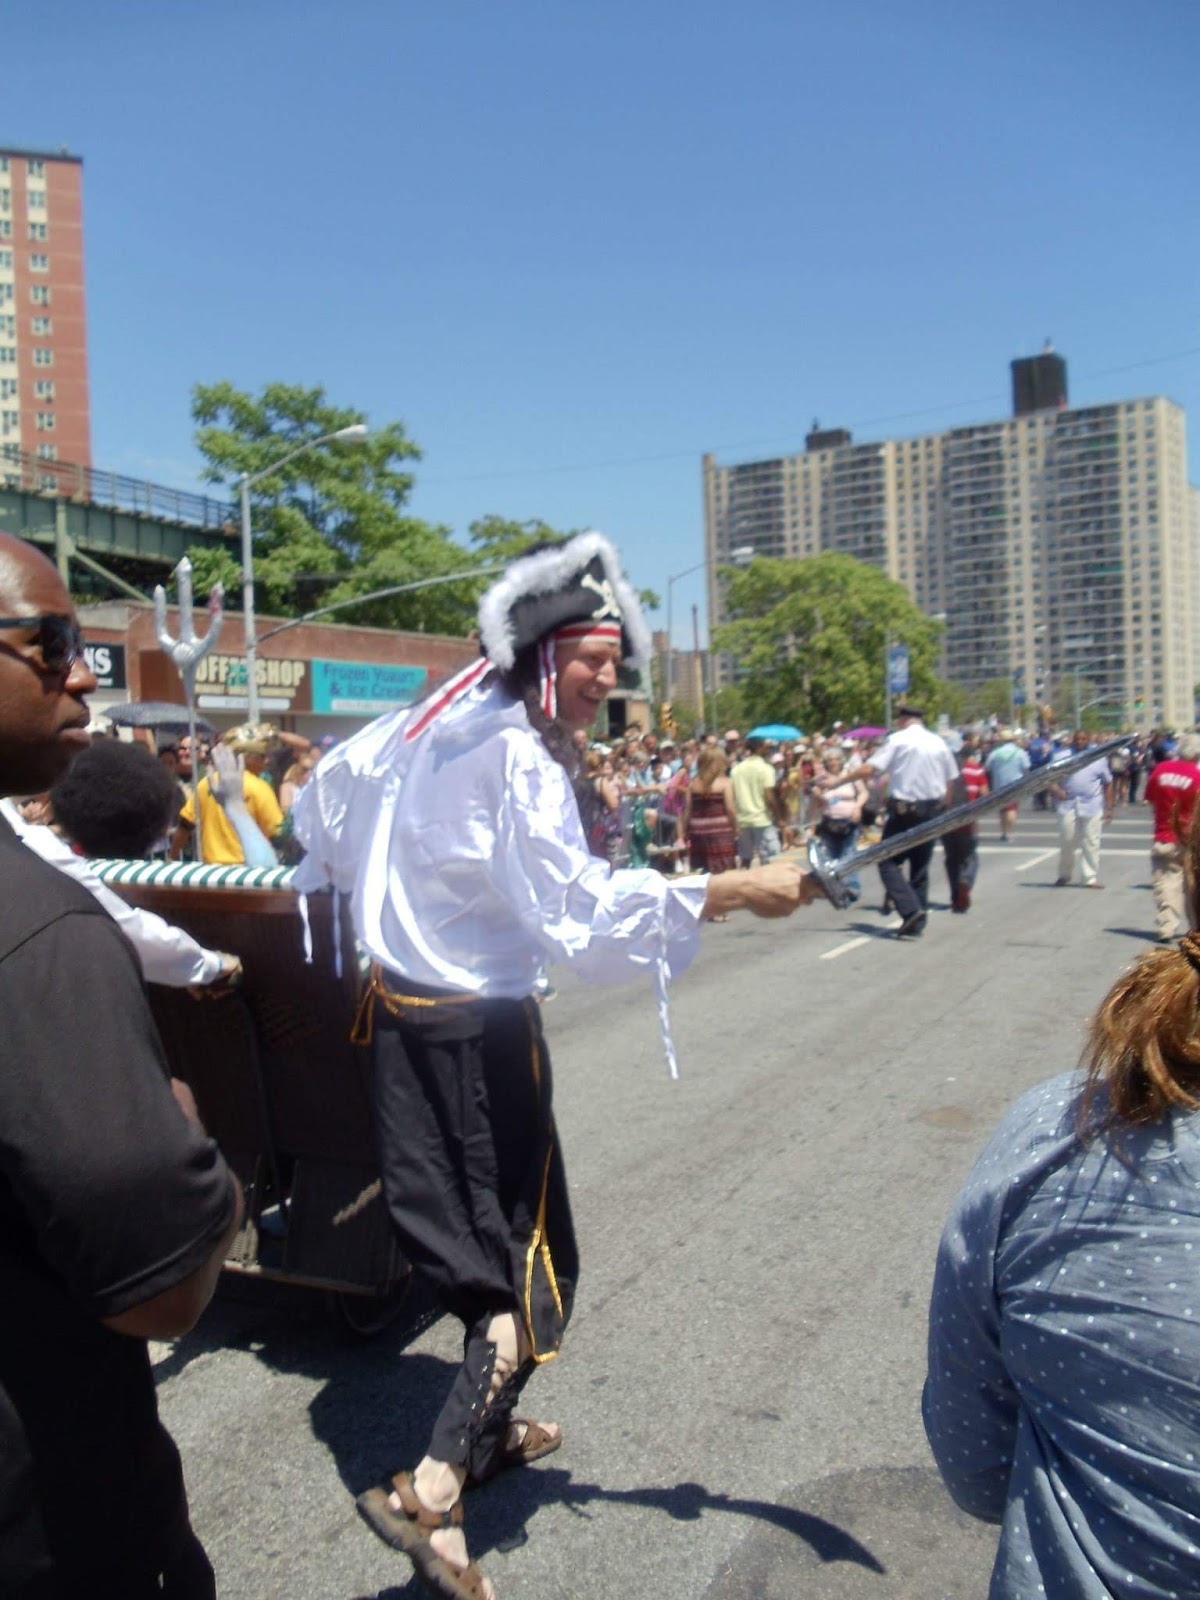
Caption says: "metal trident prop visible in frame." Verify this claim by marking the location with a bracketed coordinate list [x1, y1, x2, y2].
[154, 557, 224, 865]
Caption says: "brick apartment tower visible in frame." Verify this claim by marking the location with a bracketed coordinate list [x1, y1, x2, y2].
[0, 146, 91, 472]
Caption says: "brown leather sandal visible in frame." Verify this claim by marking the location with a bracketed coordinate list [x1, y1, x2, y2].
[356, 1471, 492, 1600]
[465, 1419, 563, 1488]
[501, 1419, 562, 1469]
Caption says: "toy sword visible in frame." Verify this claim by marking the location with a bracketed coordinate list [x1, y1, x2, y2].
[807, 734, 1130, 908]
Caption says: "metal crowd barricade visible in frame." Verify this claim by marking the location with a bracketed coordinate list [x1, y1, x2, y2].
[93, 860, 408, 1328]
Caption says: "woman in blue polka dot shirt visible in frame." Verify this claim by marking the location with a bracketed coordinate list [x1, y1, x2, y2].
[924, 879, 1200, 1597]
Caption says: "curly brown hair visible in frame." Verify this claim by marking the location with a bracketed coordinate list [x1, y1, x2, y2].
[1080, 803, 1200, 1135]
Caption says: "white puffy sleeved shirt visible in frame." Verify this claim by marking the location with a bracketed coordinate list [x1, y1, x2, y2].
[0, 800, 224, 988]
[292, 678, 708, 1002]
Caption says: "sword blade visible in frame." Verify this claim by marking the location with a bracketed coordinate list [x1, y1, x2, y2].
[807, 734, 1128, 909]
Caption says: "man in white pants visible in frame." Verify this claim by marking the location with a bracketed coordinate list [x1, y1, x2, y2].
[1051, 731, 1113, 888]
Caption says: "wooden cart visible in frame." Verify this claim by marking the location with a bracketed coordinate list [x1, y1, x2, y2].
[97, 861, 409, 1330]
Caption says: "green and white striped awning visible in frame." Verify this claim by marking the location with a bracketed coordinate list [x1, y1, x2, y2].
[90, 859, 297, 891]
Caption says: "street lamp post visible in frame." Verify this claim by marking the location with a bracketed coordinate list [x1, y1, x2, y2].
[665, 560, 704, 709]
[238, 423, 368, 722]
[665, 545, 754, 710]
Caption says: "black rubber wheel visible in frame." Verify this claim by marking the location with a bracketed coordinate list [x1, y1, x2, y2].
[332, 1267, 414, 1337]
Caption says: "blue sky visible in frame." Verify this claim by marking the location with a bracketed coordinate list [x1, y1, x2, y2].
[6, 0, 1198, 640]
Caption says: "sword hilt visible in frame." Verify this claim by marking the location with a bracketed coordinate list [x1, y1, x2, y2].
[806, 835, 853, 909]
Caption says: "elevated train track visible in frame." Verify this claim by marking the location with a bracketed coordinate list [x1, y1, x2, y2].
[0, 445, 237, 599]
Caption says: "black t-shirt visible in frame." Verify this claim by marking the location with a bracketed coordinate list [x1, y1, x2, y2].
[0, 816, 236, 1596]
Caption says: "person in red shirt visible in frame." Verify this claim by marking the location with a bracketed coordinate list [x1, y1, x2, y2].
[960, 751, 988, 806]
[943, 749, 988, 913]
[1143, 734, 1200, 942]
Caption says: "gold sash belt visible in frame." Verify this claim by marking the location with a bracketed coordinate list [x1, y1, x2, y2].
[350, 962, 478, 1046]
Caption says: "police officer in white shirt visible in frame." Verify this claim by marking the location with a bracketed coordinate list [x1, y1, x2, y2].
[819, 705, 957, 939]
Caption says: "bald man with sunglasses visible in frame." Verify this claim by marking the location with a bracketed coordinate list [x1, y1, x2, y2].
[0, 534, 242, 1598]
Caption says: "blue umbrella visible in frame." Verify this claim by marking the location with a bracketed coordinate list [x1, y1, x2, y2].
[747, 723, 803, 741]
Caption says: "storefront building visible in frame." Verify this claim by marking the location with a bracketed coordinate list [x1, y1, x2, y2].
[77, 600, 649, 740]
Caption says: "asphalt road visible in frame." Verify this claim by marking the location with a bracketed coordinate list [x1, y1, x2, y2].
[157, 804, 1159, 1600]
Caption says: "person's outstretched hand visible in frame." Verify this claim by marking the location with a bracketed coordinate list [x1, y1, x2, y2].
[703, 862, 825, 921]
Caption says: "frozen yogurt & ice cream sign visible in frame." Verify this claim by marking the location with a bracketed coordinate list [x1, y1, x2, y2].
[311, 660, 428, 715]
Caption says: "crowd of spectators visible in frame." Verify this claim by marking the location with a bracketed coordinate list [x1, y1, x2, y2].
[14, 712, 1189, 898]
[571, 718, 1172, 886]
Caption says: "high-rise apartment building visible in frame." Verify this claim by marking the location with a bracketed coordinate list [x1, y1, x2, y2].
[0, 146, 90, 474]
[703, 355, 1197, 727]
[1011, 347, 1068, 417]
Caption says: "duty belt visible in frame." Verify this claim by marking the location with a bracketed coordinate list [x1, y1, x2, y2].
[888, 797, 942, 819]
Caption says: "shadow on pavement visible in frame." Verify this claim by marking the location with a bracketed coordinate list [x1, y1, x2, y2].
[339, 1467, 885, 1598]
[169, 1281, 884, 1596]
[1104, 926, 1157, 944]
[302, 1348, 883, 1570]
[152, 1272, 443, 1388]
[554, 1474, 885, 1571]
[701, 1464, 995, 1599]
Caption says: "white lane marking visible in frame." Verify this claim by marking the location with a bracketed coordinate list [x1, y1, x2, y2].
[977, 846, 1050, 855]
[821, 935, 871, 961]
[978, 846, 1147, 858]
[1034, 848, 1147, 858]
[1014, 849, 1058, 872]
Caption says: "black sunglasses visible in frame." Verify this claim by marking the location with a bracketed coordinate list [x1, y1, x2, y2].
[0, 614, 87, 674]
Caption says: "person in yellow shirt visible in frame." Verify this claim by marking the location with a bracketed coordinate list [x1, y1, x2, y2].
[171, 724, 284, 865]
[730, 735, 786, 866]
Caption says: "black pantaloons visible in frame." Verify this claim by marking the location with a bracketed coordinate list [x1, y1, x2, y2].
[365, 973, 578, 1482]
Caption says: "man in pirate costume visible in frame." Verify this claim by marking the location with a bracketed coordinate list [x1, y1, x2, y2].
[292, 533, 814, 1600]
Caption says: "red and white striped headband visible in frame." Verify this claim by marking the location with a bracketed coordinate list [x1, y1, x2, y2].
[539, 622, 623, 720]
[406, 620, 624, 741]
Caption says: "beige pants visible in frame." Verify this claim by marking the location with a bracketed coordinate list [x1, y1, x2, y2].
[1058, 810, 1103, 885]
[1151, 840, 1190, 941]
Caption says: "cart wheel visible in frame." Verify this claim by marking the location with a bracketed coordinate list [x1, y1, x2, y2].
[332, 1268, 413, 1337]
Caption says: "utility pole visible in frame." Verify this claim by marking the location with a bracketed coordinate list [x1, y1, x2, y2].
[691, 602, 703, 734]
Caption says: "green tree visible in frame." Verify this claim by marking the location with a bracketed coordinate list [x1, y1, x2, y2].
[713, 553, 945, 730]
[1044, 673, 1100, 730]
[467, 515, 661, 612]
[186, 381, 478, 634]
[944, 677, 1020, 724]
[710, 684, 748, 735]
[468, 515, 570, 565]
[936, 679, 968, 726]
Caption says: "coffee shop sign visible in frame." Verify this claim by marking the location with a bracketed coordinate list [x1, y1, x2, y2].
[195, 653, 307, 711]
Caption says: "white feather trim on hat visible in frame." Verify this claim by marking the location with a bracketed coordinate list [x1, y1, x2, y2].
[476, 530, 651, 672]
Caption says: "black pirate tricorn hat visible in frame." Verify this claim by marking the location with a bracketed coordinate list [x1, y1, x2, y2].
[476, 532, 651, 672]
